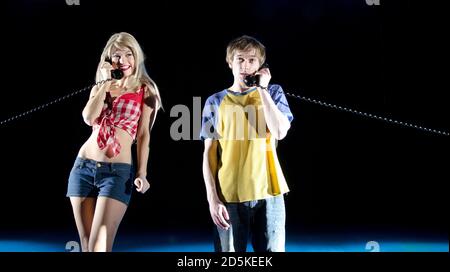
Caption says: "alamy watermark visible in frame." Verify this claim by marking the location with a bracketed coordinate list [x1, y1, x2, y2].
[365, 0, 380, 6]
[66, 0, 80, 5]
[65, 240, 80, 252]
[365, 241, 381, 252]
[170, 97, 271, 141]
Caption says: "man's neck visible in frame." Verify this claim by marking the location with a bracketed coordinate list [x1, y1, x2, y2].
[228, 81, 252, 92]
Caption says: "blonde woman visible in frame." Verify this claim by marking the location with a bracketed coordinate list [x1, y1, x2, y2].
[66, 32, 161, 252]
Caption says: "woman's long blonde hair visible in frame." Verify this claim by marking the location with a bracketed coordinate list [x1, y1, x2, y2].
[96, 32, 162, 110]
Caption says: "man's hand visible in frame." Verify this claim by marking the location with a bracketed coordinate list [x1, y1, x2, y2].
[255, 67, 271, 88]
[209, 200, 230, 230]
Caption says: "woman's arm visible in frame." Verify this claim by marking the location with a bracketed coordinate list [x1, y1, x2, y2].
[82, 61, 114, 126]
[134, 87, 158, 193]
[82, 83, 110, 126]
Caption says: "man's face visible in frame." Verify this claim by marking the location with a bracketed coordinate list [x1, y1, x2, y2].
[229, 49, 261, 82]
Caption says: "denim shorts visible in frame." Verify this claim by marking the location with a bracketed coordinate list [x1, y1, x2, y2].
[66, 157, 134, 205]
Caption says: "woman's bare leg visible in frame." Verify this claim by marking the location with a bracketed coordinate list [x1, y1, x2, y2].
[69, 197, 96, 252]
[88, 196, 128, 252]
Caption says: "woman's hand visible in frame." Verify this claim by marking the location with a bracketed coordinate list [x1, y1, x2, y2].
[134, 176, 150, 194]
[100, 61, 114, 81]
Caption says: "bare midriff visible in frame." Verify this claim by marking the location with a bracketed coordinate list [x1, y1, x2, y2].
[77, 126, 133, 163]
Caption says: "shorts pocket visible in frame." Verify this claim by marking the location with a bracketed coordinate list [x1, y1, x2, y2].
[113, 168, 131, 180]
[113, 168, 133, 194]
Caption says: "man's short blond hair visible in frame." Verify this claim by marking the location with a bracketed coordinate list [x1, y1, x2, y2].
[226, 35, 266, 65]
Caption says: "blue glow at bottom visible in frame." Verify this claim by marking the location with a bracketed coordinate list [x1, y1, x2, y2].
[0, 233, 447, 252]
[118, 242, 448, 252]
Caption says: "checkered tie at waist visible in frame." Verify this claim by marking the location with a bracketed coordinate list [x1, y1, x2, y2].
[94, 90, 144, 158]
[97, 114, 122, 158]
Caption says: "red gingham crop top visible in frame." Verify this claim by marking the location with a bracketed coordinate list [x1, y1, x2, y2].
[93, 85, 145, 158]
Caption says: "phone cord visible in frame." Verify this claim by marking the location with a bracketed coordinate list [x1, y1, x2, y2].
[0, 79, 112, 126]
[1, 82, 448, 137]
[284, 90, 449, 136]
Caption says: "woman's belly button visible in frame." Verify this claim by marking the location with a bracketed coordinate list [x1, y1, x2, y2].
[78, 128, 134, 161]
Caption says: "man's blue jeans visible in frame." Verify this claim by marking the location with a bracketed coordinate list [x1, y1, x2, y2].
[214, 195, 286, 252]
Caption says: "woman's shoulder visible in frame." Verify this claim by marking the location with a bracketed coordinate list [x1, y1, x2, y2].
[140, 85, 158, 108]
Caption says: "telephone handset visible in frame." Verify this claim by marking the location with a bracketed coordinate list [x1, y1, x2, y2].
[105, 57, 124, 80]
[243, 62, 269, 87]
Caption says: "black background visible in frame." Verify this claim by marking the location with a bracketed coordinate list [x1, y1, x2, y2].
[1, 0, 448, 242]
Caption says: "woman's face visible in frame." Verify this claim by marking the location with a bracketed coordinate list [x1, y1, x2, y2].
[110, 47, 135, 78]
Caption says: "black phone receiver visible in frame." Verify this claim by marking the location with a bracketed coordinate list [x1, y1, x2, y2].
[243, 63, 269, 87]
[105, 57, 124, 80]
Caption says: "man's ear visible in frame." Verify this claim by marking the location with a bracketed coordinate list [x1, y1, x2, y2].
[228, 62, 232, 69]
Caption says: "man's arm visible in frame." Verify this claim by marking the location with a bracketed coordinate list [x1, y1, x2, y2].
[258, 87, 291, 140]
[256, 68, 291, 140]
[202, 139, 230, 230]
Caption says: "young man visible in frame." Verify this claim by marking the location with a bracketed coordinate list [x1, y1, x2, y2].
[200, 35, 293, 252]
